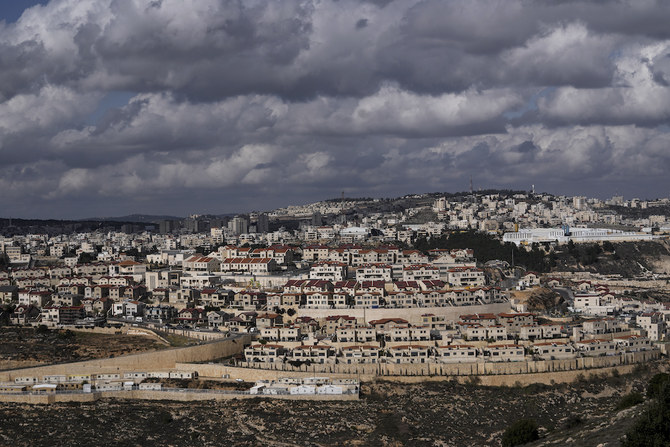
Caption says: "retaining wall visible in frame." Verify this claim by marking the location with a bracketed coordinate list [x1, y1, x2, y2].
[0, 389, 357, 404]
[186, 350, 660, 383]
[297, 302, 512, 325]
[0, 335, 251, 382]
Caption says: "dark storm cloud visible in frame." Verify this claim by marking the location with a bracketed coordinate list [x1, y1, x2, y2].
[1, 0, 670, 218]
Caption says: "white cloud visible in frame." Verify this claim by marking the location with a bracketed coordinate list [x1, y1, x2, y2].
[2, 0, 670, 216]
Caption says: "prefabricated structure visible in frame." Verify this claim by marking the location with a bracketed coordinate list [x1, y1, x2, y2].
[95, 373, 121, 381]
[123, 372, 148, 380]
[32, 383, 57, 394]
[169, 371, 198, 379]
[289, 385, 316, 395]
[96, 382, 123, 391]
[0, 385, 27, 394]
[43, 375, 67, 383]
[316, 385, 343, 395]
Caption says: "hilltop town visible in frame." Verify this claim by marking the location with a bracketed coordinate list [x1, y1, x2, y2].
[0, 190, 669, 436]
[0, 191, 670, 445]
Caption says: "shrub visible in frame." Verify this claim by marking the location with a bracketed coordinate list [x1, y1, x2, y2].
[564, 414, 584, 429]
[616, 392, 644, 411]
[466, 375, 481, 387]
[57, 329, 75, 339]
[622, 383, 670, 446]
[647, 373, 670, 399]
[502, 419, 539, 447]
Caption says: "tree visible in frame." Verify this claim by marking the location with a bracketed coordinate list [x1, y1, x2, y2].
[622, 380, 670, 447]
[647, 373, 670, 399]
[78, 252, 96, 264]
[567, 240, 577, 256]
[501, 419, 539, 447]
[203, 305, 221, 313]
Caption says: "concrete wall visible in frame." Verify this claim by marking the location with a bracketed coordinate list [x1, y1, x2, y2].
[0, 335, 252, 382]
[106, 390, 358, 402]
[297, 302, 512, 325]
[0, 389, 357, 404]
[189, 350, 659, 382]
[0, 393, 54, 404]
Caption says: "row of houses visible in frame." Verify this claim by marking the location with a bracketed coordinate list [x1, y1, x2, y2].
[244, 335, 653, 365]
[249, 377, 358, 395]
[302, 246, 474, 266]
[12, 370, 198, 386]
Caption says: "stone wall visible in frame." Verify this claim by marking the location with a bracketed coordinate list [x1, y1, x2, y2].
[0, 393, 53, 404]
[188, 350, 659, 383]
[0, 389, 358, 404]
[297, 301, 512, 325]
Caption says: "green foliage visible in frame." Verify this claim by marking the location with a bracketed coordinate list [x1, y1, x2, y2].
[616, 392, 644, 411]
[203, 305, 221, 312]
[35, 324, 50, 334]
[57, 329, 75, 339]
[502, 419, 539, 447]
[78, 252, 97, 264]
[647, 373, 670, 399]
[622, 382, 670, 447]
[413, 230, 554, 272]
[579, 244, 602, 265]
[286, 308, 296, 316]
[567, 240, 577, 255]
[122, 248, 140, 259]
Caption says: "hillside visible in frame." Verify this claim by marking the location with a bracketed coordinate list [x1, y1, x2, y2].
[0, 363, 662, 446]
[551, 240, 670, 277]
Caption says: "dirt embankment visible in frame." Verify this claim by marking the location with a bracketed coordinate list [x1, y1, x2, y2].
[510, 287, 565, 313]
[0, 327, 167, 369]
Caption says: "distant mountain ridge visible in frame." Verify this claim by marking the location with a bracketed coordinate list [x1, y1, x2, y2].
[84, 214, 184, 223]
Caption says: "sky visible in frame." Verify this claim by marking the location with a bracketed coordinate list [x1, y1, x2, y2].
[1, 0, 670, 219]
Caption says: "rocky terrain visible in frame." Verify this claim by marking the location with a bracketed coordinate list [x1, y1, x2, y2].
[0, 327, 167, 370]
[510, 287, 566, 314]
[552, 240, 670, 278]
[0, 363, 663, 447]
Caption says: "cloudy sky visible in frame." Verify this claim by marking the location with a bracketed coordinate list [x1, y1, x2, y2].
[1, 0, 669, 218]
